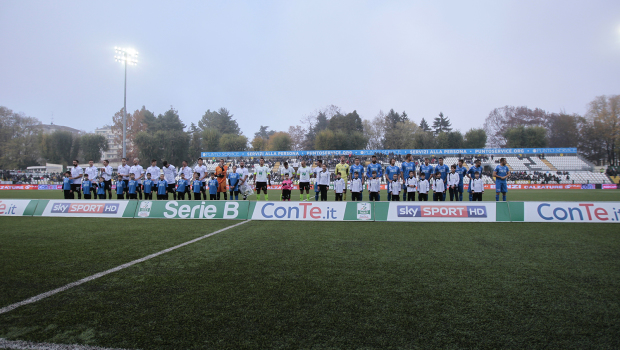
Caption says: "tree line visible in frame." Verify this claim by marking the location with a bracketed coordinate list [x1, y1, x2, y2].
[0, 94, 617, 169]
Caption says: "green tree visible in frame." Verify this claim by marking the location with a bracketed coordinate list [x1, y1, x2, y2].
[134, 107, 189, 165]
[267, 132, 293, 151]
[464, 128, 487, 148]
[254, 125, 275, 140]
[202, 129, 221, 152]
[446, 131, 464, 149]
[188, 123, 202, 163]
[547, 113, 582, 148]
[432, 112, 452, 135]
[435, 132, 450, 148]
[483, 106, 548, 147]
[80, 134, 108, 162]
[198, 108, 241, 135]
[503, 126, 548, 148]
[329, 110, 364, 133]
[585, 95, 620, 165]
[251, 136, 268, 151]
[219, 134, 248, 152]
[383, 120, 418, 149]
[414, 130, 435, 149]
[314, 129, 336, 150]
[0, 106, 41, 168]
[39, 130, 75, 165]
[419, 118, 431, 132]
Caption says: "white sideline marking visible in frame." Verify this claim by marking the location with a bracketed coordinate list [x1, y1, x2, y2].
[0, 220, 250, 315]
[0, 338, 133, 350]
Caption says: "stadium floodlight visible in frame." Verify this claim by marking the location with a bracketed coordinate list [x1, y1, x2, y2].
[114, 47, 139, 158]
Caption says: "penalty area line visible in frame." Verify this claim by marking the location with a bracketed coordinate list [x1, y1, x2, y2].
[0, 337, 134, 350]
[0, 220, 250, 315]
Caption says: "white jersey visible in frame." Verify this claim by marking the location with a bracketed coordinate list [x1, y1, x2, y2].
[117, 164, 131, 180]
[432, 178, 446, 192]
[254, 165, 270, 182]
[447, 172, 460, 187]
[236, 167, 250, 185]
[101, 165, 113, 181]
[297, 166, 312, 182]
[162, 165, 177, 184]
[146, 166, 161, 181]
[391, 180, 401, 195]
[350, 178, 363, 192]
[317, 170, 330, 185]
[417, 179, 430, 194]
[84, 166, 98, 182]
[179, 166, 193, 182]
[280, 166, 294, 178]
[368, 178, 381, 192]
[471, 178, 485, 193]
[71, 165, 84, 185]
[334, 178, 345, 193]
[405, 177, 417, 192]
[130, 165, 144, 184]
[194, 164, 208, 182]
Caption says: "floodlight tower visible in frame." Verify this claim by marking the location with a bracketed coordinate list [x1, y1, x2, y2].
[114, 47, 138, 159]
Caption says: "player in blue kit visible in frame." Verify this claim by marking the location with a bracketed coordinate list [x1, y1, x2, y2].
[156, 174, 168, 200]
[208, 173, 218, 200]
[127, 174, 138, 199]
[401, 153, 416, 189]
[176, 173, 188, 200]
[115, 175, 125, 200]
[419, 158, 434, 182]
[81, 174, 92, 199]
[349, 157, 365, 201]
[385, 158, 400, 201]
[493, 157, 511, 201]
[62, 171, 73, 199]
[366, 155, 383, 201]
[97, 177, 106, 199]
[143, 173, 154, 200]
[228, 165, 240, 200]
[455, 159, 468, 201]
[467, 159, 484, 201]
[192, 173, 202, 200]
[435, 157, 449, 184]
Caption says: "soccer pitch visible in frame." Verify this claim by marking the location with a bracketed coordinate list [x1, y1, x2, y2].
[1, 190, 620, 349]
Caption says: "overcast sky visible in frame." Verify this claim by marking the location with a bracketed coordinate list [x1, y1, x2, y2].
[1, 0, 619, 137]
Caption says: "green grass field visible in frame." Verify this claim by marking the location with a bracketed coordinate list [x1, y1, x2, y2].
[1, 189, 619, 349]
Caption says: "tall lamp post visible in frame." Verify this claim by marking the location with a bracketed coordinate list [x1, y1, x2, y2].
[114, 47, 138, 159]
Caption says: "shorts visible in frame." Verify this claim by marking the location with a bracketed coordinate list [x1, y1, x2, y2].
[104, 180, 112, 191]
[167, 184, 176, 193]
[299, 182, 310, 191]
[256, 182, 268, 191]
[496, 181, 507, 193]
[71, 184, 81, 192]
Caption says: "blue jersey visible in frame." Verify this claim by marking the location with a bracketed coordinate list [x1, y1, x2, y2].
[455, 165, 467, 185]
[385, 165, 400, 181]
[366, 162, 382, 178]
[208, 179, 218, 194]
[401, 161, 416, 179]
[116, 181, 125, 195]
[435, 164, 449, 181]
[192, 179, 202, 193]
[419, 164, 434, 179]
[228, 172, 240, 191]
[176, 179, 187, 192]
[143, 179, 154, 194]
[494, 165, 509, 181]
[350, 164, 365, 179]
[63, 177, 72, 190]
[97, 183, 106, 195]
[467, 166, 484, 183]
[82, 180, 92, 195]
[128, 180, 137, 194]
[157, 180, 168, 195]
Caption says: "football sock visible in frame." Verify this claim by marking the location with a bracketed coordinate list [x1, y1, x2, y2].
[315, 193, 319, 201]
[503, 195, 507, 201]
[496, 194, 499, 201]
[265, 194, 269, 201]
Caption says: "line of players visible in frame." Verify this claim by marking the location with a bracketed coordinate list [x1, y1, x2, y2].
[59, 154, 511, 202]
[282, 154, 510, 202]
[60, 157, 252, 201]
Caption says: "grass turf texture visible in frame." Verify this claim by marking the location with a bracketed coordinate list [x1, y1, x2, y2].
[1, 189, 620, 201]
[1, 220, 619, 349]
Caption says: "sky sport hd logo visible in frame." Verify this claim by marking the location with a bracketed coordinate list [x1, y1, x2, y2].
[397, 205, 487, 218]
[50, 202, 119, 214]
